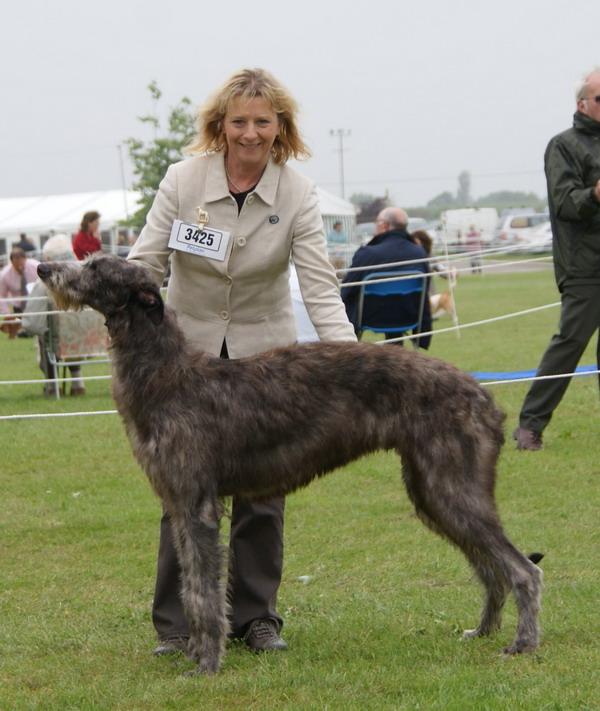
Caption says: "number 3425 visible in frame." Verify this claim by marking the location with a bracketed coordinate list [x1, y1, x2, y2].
[185, 228, 214, 247]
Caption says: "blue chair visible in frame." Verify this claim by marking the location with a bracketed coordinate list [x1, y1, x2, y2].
[355, 270, 427, 348]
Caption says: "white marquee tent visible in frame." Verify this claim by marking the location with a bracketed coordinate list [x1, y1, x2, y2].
[0, 190, 139, 241]
[0, 187, 357, 255]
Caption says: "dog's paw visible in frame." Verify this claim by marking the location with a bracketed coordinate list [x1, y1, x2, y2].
[502, 640, 537, 655]
[461, 627, 481, 640]
[182, 662, 220, 677]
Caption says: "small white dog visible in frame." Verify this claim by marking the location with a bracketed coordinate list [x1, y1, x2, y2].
[430, 268, 458, 323]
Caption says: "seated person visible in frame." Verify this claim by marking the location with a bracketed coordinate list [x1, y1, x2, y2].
[327, 220, 349, 272]
[22, 235, 86, 396]
[0, 247, 40, 338]
[341, 207, 431, 347]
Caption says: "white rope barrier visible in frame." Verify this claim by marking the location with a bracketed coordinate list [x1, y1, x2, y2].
[1, 252, 592, 422]
[2, 365, 597, 421]
[0, 294, 48, 304]
[1, 308, 93, 318]
[1, 301, 561, 386]
[379, 300, 560, 344]
[0, 410, 118, 421]
[340, 254, 552, 288]
[482, 369, 600, 387]
[334, 241, 553, 277]
[0, 374, 111, 386]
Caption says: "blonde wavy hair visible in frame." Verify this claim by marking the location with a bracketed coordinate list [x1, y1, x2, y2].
[185, 68, 312, 165]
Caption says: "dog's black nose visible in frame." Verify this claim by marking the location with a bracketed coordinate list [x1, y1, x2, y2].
[37, 263, 50, 278]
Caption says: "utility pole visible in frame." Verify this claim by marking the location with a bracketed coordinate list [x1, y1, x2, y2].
[117, 144, 130, 220]
[329, 129, 351, 199]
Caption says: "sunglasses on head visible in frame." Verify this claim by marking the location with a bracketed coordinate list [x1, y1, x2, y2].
[583, 95, 600, 104]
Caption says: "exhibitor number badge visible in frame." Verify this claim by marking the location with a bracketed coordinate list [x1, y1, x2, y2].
[168, 219, 230, 261]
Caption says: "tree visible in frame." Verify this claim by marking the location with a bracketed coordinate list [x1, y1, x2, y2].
[123, 82, 196, 228]
[349, 192, 376, 207]
[349, 193, 390, 222]
[456, 170, 472, 206]
[474, 190, 545, 210]
[426, 191, 456, 208]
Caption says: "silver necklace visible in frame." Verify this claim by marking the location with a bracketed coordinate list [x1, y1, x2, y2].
[225, 160, 244, 193]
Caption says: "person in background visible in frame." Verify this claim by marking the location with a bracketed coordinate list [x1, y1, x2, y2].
[0, 247, 40, 338]
[326, 220, 349, 271]
[327, 220, 347, 243]
[127, 67, 356, 656]
[16, 233, 36, 253]
[514, 67, 600, 451]
[341, 207, 432, 347]
[411, 230, 451, 288]
[465, 224, 482, 273]
[72, 211, 102, 260]
[22, 235, 86, 396]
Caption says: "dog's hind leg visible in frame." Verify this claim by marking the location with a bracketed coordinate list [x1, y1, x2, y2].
[401, 454, 541, 654]
[465, 541, 542, 654]
[461, 555, 509, 639]
[170, 497, 229, 675]
[497, 550, 542, 654]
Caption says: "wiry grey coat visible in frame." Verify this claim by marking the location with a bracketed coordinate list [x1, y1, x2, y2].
[37, 254, 543, 676]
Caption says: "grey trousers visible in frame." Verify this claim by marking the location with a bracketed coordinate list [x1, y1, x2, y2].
[519, 282, 600, 433]
[152, 496, 285, 641]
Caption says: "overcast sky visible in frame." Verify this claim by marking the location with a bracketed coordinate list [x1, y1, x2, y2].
[2, 0, 599, 208]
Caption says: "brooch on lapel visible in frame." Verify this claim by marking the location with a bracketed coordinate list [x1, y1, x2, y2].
[196, 207, 209, 229]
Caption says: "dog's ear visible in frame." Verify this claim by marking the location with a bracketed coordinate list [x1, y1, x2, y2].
[136, 286, 164, 325]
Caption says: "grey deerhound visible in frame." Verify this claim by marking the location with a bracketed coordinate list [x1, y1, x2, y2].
[37, 254, 542, 676]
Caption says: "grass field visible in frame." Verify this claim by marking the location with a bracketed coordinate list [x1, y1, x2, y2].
[1, 264, 599, 710]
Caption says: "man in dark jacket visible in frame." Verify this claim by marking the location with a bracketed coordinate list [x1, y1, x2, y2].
[514, 67, 600, 451]
[341, 207, 432, 348]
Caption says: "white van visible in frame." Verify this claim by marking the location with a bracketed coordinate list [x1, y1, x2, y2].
[437, 208, 499, 251]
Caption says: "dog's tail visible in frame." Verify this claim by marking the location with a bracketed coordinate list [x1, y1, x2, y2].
[528, 552, 544, 565]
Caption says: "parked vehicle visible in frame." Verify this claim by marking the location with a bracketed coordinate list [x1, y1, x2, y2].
[355, 222, 376, 244]
[407, 217, 429, 233]
[514, 220, 553, 253]
[492, 211, 549, 248]
[437, 207, 499, 252]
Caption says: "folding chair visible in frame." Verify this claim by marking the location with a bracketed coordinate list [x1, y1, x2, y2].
[355, 270, 427, 349]
[43, 309, 109, 399]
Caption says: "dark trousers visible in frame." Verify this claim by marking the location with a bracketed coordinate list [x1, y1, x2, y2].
[152, 496, 285, 641]
[519, 282, 600, 433]
[152, 339, 285, 641]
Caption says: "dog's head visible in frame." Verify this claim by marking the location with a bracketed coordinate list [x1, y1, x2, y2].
[37, 253, 164, 325]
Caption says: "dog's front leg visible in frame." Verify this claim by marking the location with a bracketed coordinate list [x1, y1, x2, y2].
[170, 498, 228, 675]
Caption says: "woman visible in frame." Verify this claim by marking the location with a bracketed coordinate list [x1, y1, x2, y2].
[72, 211, 102, 260]
[127, 68, 356, 655]
[22, 234, 87, 396]
[411, 230, 451, 288]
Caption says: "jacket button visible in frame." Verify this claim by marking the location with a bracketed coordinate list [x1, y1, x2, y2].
[221, 311, 230, 320]
[236, 237, 246, 247]
[247, 195, 254, 204]
[223, 276, 232, 285]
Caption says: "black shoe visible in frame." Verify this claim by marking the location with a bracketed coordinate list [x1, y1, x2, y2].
[152, 638, 189, 656]
[243, 619, 288, 652]
[513, 426, 543, 451]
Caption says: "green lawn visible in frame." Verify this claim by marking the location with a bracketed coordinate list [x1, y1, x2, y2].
[1, 265, 599, 710]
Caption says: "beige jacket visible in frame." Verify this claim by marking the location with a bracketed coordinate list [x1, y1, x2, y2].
[128, 153, 356, 357]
